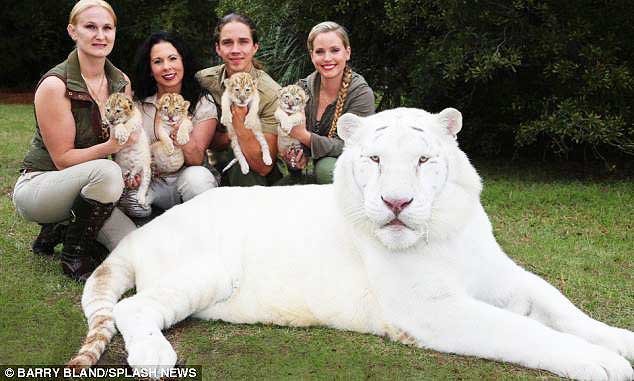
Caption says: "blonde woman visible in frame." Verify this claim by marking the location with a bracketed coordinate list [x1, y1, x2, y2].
[284, 21, 375, 184]
[12, 0, 137, 281]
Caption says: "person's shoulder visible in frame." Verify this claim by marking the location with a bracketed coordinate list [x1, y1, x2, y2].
[350, 71, 371, 89]
[195, 65, 223, 82]
[254, 69, 281, 95]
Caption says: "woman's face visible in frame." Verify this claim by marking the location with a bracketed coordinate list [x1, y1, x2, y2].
[215, 21, 259, 76]
[310, 31, 350, 81]
[150, 41, 184, 95]
[67, 6, 116, 59]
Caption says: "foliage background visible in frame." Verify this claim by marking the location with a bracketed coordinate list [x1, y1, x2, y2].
[1, 0, 632, 165]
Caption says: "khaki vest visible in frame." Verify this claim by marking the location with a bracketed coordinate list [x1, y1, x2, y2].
[22, 50, 128, 171]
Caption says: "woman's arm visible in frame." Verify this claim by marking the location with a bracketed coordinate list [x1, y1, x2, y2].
[36, 76, 128, 170]
[179, 118, 216, 166]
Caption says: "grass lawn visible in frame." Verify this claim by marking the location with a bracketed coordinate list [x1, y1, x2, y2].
[0, 103, 632, 380]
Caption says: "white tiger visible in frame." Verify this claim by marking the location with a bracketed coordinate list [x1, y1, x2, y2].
[220, 72, 272, 174]
[105, 93, 151, 208]
[69, 108, 634, 381]
[274, 84, 308, 167]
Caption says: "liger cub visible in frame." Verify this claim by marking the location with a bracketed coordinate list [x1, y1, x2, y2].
[105, 93, 151, 209]
[220, 72, 272, 174]
[151, 93, 193, 176]
[274, 84, 308, 169]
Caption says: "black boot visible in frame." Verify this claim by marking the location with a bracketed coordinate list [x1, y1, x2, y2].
[60, 195, 115, 282]
[32, 223, 67, 256]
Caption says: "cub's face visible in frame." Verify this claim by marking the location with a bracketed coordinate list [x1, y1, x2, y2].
[336, 108, 462, 251]
[104, 93, 134, 125]
[158, 93, 190, 125]
[224, 72, 257, 107]
[278, 85, 308, 114]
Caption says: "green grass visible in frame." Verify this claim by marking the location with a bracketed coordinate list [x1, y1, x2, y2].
[0, 103, 632, 380]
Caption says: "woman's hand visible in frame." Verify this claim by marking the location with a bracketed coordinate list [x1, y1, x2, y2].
[289, 123, 312, 146]
[283, 146, 308, 170]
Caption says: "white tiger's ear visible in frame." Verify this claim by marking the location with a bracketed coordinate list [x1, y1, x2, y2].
[337, 113, 363, 143]
[183, 100, 190, 111]
[437, 108, 462, 138]
[223, 78, 230, 88]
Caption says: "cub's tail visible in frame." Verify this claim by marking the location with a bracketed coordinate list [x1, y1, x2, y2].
[67, 251, 135, 367]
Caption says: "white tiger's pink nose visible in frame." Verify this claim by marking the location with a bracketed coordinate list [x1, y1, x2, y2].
[381, 197, 413, 216]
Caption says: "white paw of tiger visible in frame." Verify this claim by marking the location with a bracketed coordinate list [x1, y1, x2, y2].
[596, 327, 634, 361]
[176, 129, 190, 145]
[114, 126, 129, 145]
[163, 141, 175, 155]
[127, 333, 177, 380]
[554, 343, 633, 381]
[239, 159, 250, 175]
[262, 151, 273, 165]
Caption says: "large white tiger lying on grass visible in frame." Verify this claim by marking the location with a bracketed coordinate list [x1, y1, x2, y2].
[69, 108, 634, 380]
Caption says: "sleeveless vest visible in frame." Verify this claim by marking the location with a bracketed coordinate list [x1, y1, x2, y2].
[22, 49, 128, 172]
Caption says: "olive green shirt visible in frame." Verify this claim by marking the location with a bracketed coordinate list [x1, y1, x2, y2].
[298, 70, 375, 159]
[195, 64, 280, 136]
[22, 49, 128, 172]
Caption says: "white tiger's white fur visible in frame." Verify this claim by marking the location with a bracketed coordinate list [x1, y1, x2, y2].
[106, 93, 152, 208]
[70, 108, 634, 381]
[220, 72, 273, 174]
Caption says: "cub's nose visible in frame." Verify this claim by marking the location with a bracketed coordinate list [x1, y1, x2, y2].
[381, 197, 413, 216]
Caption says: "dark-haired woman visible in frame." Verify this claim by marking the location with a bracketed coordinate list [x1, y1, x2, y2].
[283, 21, 375, 184]
[196, 13, 282, 187]
[118, 31, 218, 220]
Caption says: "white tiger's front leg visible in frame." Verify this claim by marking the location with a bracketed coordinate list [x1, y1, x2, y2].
[254, 131, 272, 166]
[156, 123, 174, 155]
[509, 270, 634, 361]
[399, 297, 633, 381]
[245, 96, 260, 130]
[220, 93, 233, 130]
[135, 164, 152, 209]
[113, 123, 130, 145]
[227, 128, 250, 174]
[175, 119, 193, 145]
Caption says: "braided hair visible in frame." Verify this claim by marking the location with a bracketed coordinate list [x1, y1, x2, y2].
[327, 66, 352, 138]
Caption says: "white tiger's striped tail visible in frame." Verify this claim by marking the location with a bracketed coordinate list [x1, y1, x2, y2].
[67, 254, 134, 367]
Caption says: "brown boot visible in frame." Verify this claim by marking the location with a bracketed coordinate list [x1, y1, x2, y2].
[60, 195, 114, 282]
[32, 223, 67, 256]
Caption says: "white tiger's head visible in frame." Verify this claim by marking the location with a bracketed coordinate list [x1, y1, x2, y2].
[223, 72, 257, 107]
[104, 92, 135, 126]
[334, 108, 482, 251]
[158, 93, 190, 126]
[278, 84, 308, 114]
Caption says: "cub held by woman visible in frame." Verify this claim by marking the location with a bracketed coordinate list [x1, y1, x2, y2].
[274, 84, 308, 169]
[151, 93, 193, 175]
[221, 72, 272, 174]
[104, 93, 151, 208]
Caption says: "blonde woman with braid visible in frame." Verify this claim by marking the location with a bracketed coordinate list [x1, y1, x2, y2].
[283, 21, 375, 184]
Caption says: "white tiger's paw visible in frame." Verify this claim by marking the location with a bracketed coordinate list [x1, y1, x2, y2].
[262, 151, 273, 165]
[114, 127, 128, 145]
[239, 160, 250, 175]
[163, 141, 175, 155]
[127, 334, 177, 380]
[596, 327, 634, 361]
[554, 344, 633, 381]
[176, 130, 190, 145]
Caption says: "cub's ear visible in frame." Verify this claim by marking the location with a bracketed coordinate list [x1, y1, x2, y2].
[337, 113, 363, 143]
[183, 100, 190, 111]
[437, 108, 462, 138]
[223, 78, 230, 88]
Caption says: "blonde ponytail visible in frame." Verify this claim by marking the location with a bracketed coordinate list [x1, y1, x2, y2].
[327, 66, 353, 138]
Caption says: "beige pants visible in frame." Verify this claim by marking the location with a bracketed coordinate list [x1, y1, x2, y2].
[12, 159, 136, 251]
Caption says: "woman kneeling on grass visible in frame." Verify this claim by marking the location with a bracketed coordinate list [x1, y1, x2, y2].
[12, 0, 137, 282]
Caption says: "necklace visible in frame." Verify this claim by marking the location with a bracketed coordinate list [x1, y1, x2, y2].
[81, 72, 110, 140]
[81, 72, 107, 106]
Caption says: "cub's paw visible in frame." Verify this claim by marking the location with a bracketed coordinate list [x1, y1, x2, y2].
[127, 334, 177, 380]
[239, 160, 250, 175]
[555, 344, 633, 381]
[162, 141, 175, 155]
[114, 127, 129, 145]
[176, 130, 190, 145]
[262, 151, 273, 165]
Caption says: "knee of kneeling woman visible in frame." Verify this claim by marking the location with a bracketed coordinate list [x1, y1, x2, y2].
[82, 159, 125, 204]
[177, 166, 217, 202]
[315, 157, 337, 184]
